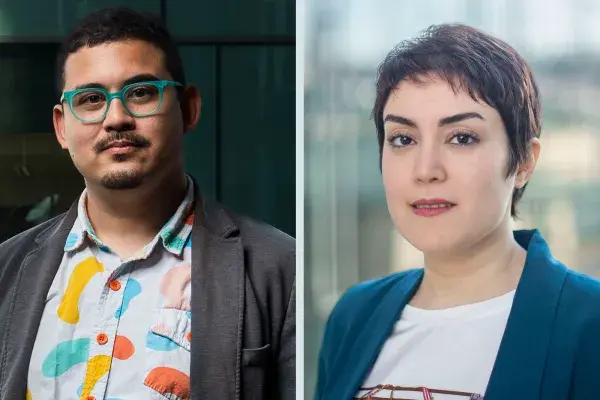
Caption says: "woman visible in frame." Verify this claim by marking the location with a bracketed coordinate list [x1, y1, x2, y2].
[314, 24, 600, 400]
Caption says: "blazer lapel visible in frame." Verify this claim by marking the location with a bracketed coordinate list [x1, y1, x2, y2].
[190, 198, 245, 400]
[1, 205, 76, 399]
[330, 270, 424, 400]
[485, 230, 568, 399]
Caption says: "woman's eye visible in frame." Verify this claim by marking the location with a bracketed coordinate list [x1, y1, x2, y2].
[389, 135, 414, 147]
[449, 133, 478, 146]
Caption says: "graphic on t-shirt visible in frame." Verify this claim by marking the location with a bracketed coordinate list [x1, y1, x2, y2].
[57, 256, 104, 324]
[356, 385, 483, 399]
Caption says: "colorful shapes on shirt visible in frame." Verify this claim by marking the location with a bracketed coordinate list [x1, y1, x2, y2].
[80, 354, 112, 398]
[65, 233, 80, 250]
[144, 367, 190, 399]
[76, 383, 123, 399]
[41, 338, 91, 378]
[77, 382, 124, 400]
[160, 264, 191, 310]
[114, 278, 142, 319]
[112, 335, 135, 360]
[185, 236, 192, 248]
[25, 389, 32, 400]
[185, 212, 195, 227]
[146, 331, 179, 351]
[57, 257, 104, 324]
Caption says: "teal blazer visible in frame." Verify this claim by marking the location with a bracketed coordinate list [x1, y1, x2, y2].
[315, 230, 600, 400]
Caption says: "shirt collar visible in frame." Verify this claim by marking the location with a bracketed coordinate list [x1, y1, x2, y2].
[64, 175, 195, 258]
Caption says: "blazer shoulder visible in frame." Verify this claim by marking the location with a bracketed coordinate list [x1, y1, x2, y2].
[229, 211, 295, 262]
[328, 269, 422, 327]
[563, 268, 600, 312]
[234, 213, 294, 250]
[0, 214, 65, 257]
[222, 211, 296, 287]
[563, 270, 600, 394]
[0, 214, 66, 283]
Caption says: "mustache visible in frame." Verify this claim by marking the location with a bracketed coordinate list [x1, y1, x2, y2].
[94, 131, 151, 153]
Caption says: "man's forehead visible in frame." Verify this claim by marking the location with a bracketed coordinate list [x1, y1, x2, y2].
[63, 40, 167, 89]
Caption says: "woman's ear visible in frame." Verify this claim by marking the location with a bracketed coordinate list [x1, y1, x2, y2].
[515, 137, 541, 189]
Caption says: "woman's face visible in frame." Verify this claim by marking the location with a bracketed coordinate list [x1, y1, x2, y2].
[381, 77, 529, 256]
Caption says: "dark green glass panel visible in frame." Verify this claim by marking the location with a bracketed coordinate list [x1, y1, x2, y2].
[219, 45, 295, 236]
[167, 0, 295, 38]
[0, 0, 160, 37]
[179, 46, 217, 200]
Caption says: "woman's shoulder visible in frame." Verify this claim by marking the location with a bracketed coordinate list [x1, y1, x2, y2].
[327, 268, 423, 326]
[561, 269, 600, 319]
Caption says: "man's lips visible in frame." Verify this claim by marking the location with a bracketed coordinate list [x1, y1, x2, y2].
[105, 140, 137, 149]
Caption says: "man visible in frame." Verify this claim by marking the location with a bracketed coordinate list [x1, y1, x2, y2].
[0, 7, 295, 400]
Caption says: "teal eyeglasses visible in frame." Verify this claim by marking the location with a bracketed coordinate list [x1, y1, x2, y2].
[60, 80, 183, 123]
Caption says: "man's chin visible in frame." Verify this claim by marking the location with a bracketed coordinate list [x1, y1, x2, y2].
[99, 170, 145, 190]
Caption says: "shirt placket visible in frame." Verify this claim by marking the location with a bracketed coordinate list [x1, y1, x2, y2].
[80, 253, 133, 400]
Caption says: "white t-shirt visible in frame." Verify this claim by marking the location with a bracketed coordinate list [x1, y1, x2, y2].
[355, 290, 515, 400]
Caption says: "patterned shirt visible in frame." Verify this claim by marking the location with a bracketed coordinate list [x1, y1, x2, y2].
[27, 176, 195, 400]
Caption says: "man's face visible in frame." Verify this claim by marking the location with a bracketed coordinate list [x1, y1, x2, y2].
[54, 40, 194, 190]
[381, 77, 536, 256]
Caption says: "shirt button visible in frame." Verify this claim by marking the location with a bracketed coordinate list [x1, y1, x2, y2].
[109, 280, 121, 291]
[96, 333, 108, 345]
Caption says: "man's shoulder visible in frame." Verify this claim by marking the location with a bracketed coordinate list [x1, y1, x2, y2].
[228, 211, 295, 280]
[0, 214, 66, 258]
[230, 211, 295, 254]
[200, 200, 295, 283]
[204, 200, 295, 260]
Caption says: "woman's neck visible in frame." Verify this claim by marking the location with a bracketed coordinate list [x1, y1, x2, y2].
[410, 228, 527, 310]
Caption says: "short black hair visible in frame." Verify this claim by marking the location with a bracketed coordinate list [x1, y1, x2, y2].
[56, 7, 185, 96]
[371, 24, 541, 218]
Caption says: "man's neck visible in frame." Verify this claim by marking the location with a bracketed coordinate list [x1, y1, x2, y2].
[84, 172, 189, 259]
[410, 223, 527, 310]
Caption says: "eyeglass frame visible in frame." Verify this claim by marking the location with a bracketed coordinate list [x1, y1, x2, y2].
[60, 80, 183, 123]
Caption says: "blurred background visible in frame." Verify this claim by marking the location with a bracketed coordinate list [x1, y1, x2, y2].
[0, 0, 295, 240]
[304, 0, 600, 397]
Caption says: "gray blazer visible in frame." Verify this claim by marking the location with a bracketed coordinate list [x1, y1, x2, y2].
[0, 194, 296, 400]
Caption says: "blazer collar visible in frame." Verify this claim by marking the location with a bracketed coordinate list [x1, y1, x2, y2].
[484, 229, 567, 399]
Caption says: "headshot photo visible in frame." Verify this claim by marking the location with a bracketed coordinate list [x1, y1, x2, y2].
[305, 1, 600, 399]
[0, 2, 295, 400]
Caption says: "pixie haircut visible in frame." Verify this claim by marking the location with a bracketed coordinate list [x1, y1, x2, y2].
[371, 24, 541, 218]
[56, 7, 186, 96]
